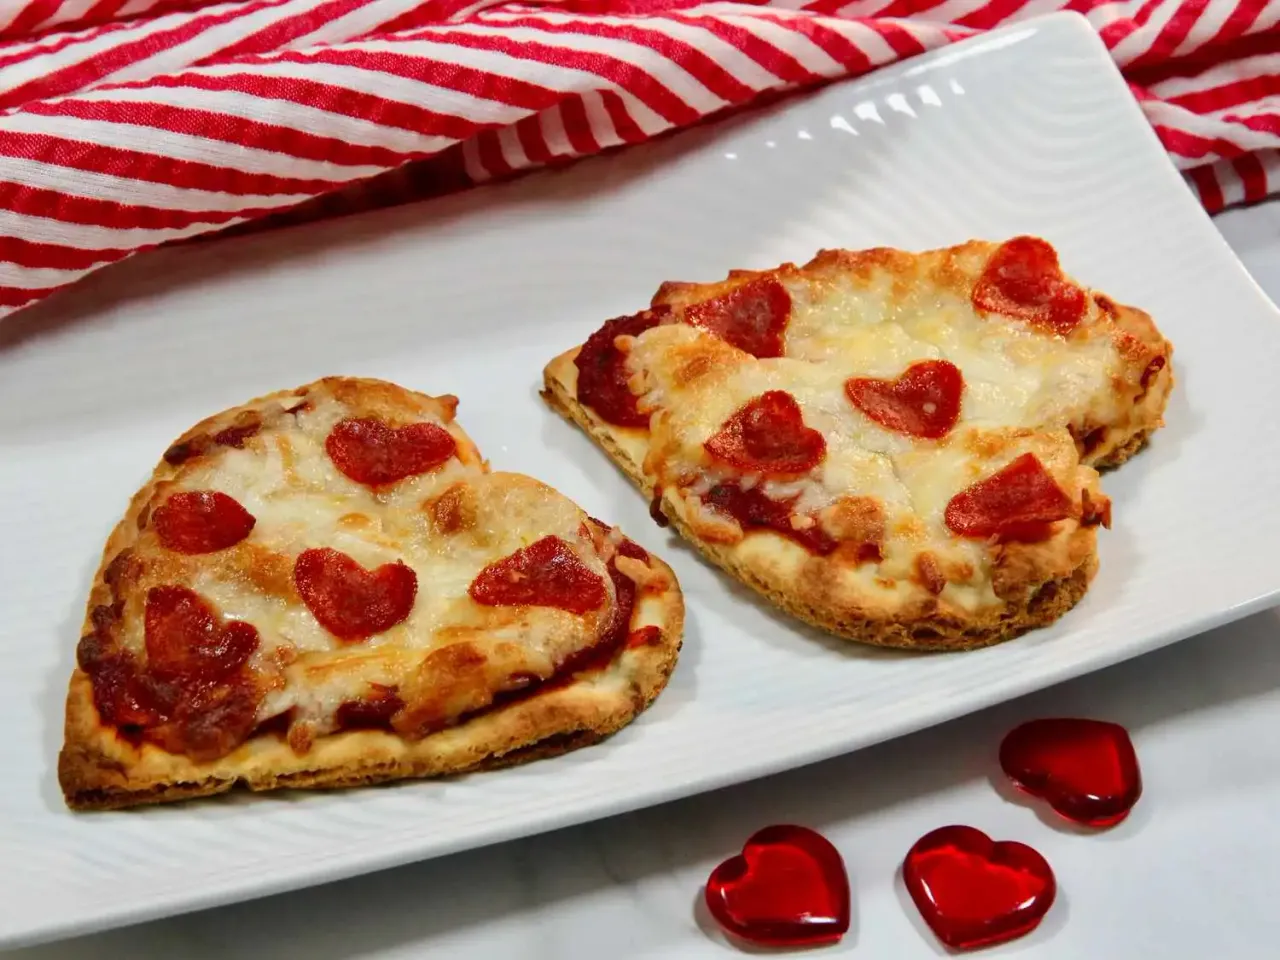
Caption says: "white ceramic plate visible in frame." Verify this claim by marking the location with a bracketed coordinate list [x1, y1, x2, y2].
[3, 12, 1278, 948]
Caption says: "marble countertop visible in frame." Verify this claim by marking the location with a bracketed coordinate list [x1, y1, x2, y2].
[13, 200, 1280, 960]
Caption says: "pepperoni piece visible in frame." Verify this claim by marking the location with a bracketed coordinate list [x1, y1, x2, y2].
[335, 684, 404, 731]
[152, 491, 256, 554]
[684, 277, 791, 358]
[627, 626, 662, 648]
[845, 360, 963, 440]
[294, 548, 418, 640]
[704, 391, 826, 475]
[972, 237, 1086, 336]
[468, 536, 607, 615]
[574, 308, 665, 427]
[326, 418, 457, 486]
[944, 454, 1075, 542]
[705, 482, 837, 555]
[144, 585, 260, 681]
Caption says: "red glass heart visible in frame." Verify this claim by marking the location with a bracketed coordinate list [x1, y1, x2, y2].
[1000, 718, 1142, 827]
[903, 825, 1055, 951]
[705, 824, 850, 947]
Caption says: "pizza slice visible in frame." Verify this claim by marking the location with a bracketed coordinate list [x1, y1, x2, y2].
[60, 377, 683, 810]
[543, 237, 1173, 651]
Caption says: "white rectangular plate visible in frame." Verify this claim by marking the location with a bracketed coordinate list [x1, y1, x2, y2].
[3, 12, 1279, 948]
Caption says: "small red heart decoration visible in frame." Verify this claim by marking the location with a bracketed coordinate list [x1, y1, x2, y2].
[903, 825, 1055, 951]
[293, 547, 418, 641]
[1000, 718, 1142, 827]
[705, 824, 851, 948]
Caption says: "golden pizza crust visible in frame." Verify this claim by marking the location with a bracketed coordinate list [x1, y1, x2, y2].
[59, 377, 684, 810]
[542, 362, 1093, 652]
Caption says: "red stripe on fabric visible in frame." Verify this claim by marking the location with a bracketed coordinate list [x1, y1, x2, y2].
[0, 129, 348, 197]
[4, 0, 63, 40]
[0, 181, 262, 231]
[1166, 69, 1280, 113]
[21, 97, 416, 169]
[0, 0, 283, 110]
[400, 26, 702, 125]
[196, 0, 369, 63]
[1232, 151, 1268, 202]
[1186, 161, 1226, 210]
[364, 0, 493, 36]
[600, 87, 648, 142]
[136, 70, 480, 141]
[476, 128, 511, 177]
[1126, 0, 1212, 70]
[1209, 0, 1274, 48]
[1151, 121, 1248, 160]
[871, 19, 926, 58]
[558, 94, 602, 155]
[671, 13, 815, 85]
[0, 235, 129, 271]
[1128, 25, 1280, 85]
[781, 15, 874, 74]
[515, 112, 554, 164]
[954, 0, 1033, 32]
[0, 284, 55, 308]
[1227, 111, 1280, 135]
[1097, 0, 1164, 50]
[0, 16, 137, 70]
[478, 13, 759, 105]
[291, 44, 563, 111]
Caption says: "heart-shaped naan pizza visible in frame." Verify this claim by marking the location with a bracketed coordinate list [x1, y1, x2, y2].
[543, 237, 1173, 650]
[60, 377, 683, 809]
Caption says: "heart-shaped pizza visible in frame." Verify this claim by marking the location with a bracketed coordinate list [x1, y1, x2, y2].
[543, 237, 1173, 650]
[59, 377, 684, 810]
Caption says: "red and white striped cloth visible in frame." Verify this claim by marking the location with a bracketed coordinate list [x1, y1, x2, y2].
[0, 0, 1277, 319]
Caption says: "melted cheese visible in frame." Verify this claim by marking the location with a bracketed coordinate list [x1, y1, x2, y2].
[121, 388, 616, 731]
[626, 254, 1116, 614]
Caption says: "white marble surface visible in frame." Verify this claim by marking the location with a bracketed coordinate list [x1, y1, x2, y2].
[13, 200, 1280, 959]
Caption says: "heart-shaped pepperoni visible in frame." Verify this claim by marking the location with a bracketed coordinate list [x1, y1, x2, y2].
[144, 585, 259, 682]
[325, 417, 457, 486]
[152, 491, 256, 554]
[684, 276, 791, 358]
[944, 453, 1074, 542]
[845, 360, 964, 439]
[972, 236, 1086, 336]
[705, 824, 851, 948]
[574, 308, 666, 427]
[704, 390, 826, 475]
[294, 548, 418, 641]
[904, 825, 1056, 951]
[468, 536, 607, 615]
[1000, 718, 1142, 827]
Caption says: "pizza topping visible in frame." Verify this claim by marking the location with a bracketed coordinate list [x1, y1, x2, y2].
[704, 482, 838, 555]
[145, 585, 259, 681]
[335, 684, 404, 732]
[574, 308, 666, 427]
[294, 547, 418, 640]
[684, 276, 791, 358]
[152, 491, 256, 554]
[325, 417, 457, 486]
[972, 237, 1086, 336]
[704, 391, 826, 475]
[212, 416, 261, 449]
[468, 536, 607, 615]
[844, 360, 963, 440]
[627, 625, 662, 648]
[944, 454, 1075, 542]
[147, 680, 261, 763]
[1081, 489, 1112, 529]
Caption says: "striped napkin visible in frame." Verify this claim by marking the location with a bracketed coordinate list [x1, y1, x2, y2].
[1, 0, 1276, 319]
